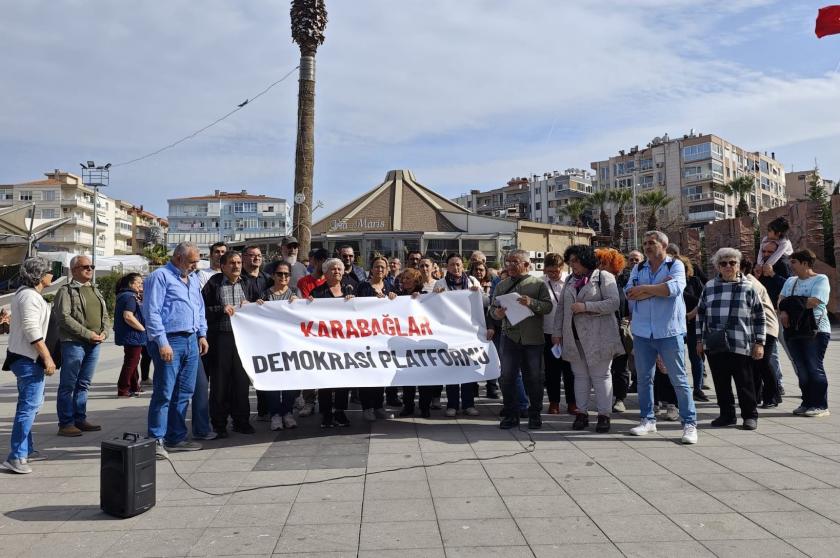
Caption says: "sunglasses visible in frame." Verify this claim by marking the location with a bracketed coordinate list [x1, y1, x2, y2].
[719, 260, 739, 267]
[274, 272, 290, 277]
[75, 265, 95, 271]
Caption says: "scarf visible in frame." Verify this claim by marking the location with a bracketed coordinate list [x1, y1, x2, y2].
[444, 272, 470, 290]
[573, 272, 592, 292]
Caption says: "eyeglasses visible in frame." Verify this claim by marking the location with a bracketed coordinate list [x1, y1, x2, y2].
[719, 260, 739, 267]
[274, 272, 290, 278]
[75, 265, 95, 271]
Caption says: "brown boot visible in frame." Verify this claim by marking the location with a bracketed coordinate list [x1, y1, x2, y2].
[75, 421, 102, 432]
[58, 424, 82, 437]
[548, 402, 561, 415]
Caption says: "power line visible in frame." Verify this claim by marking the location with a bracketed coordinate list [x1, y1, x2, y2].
[113, 65, 299, 168]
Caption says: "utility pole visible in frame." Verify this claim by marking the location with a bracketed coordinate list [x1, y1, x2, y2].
[80, 161, 110, 283]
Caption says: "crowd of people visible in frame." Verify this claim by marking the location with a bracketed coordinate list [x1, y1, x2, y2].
[2, 219, 833, 472]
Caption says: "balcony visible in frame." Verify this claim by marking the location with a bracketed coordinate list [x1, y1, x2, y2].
[61, 197, 94, 209]
[684, 192, 726, 203]
[116, 227, 133, 238]
[686, 210, 725, 222]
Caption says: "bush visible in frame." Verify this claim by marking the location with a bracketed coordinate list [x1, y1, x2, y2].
[95, 272, 123, 317]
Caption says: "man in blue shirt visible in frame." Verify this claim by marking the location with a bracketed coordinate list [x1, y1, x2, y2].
[143, 242, 209, 458]
[625, 231, 698, 444]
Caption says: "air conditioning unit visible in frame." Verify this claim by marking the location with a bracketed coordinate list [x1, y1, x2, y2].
[655, 162, 664, 168]
[535, 251, 545, 260]
[534, 262, 544, 271]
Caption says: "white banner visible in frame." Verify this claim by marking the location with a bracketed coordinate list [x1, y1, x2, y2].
[230, 290, 501, 391]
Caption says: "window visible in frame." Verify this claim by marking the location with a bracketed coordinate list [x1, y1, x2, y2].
[600, 167, 609, 182]
[711, 143, 723, 158]
[535, 202, 541, 210]
[0, 189, 12, 200]
[234, 202, 257, 213]
[615, 161, 635, 175]
[42, 190, 56, 201]
[616, 178, 632, 189]
[682, 143, 711, 162]
[19, 191, 33, 201]
[40, 208, 57, 219]
[640, 158, 653, 171]
[639, 175, 654, 188]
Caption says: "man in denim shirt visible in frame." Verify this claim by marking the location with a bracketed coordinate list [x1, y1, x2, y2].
[625, 231, 698, 444]
[143, 241, 209, 458]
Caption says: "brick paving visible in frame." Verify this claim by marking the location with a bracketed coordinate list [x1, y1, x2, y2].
[1, 331, 839, 557]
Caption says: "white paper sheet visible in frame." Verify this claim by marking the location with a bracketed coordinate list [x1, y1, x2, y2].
[494, 292, 534, 326]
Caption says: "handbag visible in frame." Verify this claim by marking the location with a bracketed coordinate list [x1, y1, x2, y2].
[704, 283, 739, 355]
[782, 279, 819, 340]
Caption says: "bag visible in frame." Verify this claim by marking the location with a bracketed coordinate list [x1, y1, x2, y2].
[704, 282, 739, 356]
[2, 349, 21, 371]
[783, 280, 819, 340]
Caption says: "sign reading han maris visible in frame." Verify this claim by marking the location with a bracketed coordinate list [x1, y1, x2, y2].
[230, 290, 500, 391]
[330, 217, 386, 231]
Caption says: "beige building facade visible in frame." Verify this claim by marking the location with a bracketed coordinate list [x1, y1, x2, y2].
[785, 169, 836, 202]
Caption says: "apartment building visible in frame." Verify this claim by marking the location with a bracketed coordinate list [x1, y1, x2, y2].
[590, 131, 787, 230]
[130, 206, 168, 253]
[452, 178, 531, 220]
[528, 169, 594, 225]
[166, 190, 290, 254]
[785, 169, 836, 201]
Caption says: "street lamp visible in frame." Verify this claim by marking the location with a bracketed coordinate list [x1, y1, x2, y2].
[80, 162, 110, 281]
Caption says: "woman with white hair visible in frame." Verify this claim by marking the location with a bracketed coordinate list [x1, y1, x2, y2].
[696, 248, 766, 430]
[3, 257, 55, 474]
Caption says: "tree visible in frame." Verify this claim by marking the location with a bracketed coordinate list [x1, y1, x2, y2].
[722, 175, 754, 218]
[589, 190, 611, 237]
[142, 244, 168, 265]
[557, 198, 589, 227]
[637, 190, 674, 232]
[807, 170, 835, 265]
[291, 0, 328, 257]
[609, 188, 632, 248]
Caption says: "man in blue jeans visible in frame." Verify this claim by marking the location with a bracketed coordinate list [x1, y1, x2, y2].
[625, 231, 698, 444]
[53, 255, 110, 437]
[143, 242, 209, 458]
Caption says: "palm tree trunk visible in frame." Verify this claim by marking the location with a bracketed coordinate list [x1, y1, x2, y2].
[612, 208, 624, 247]
[293, 53, 316, 256]
[600, 208, 611, 237]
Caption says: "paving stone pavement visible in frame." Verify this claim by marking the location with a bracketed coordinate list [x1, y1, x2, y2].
[1, 331, 840, 557]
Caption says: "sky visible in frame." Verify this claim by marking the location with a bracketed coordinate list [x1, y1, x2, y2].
[1, 0, 839, 218]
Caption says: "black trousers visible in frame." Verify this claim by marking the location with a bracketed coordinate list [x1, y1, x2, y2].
[207, 331, 251, 431]
[140, 345, 152, 381]
[708, 352, 758, 420]
[385, 386, 401, 403]
[318, 388, 349, 416]
[401, 385, 439, 410]
[359, 387, 384, 410]
[500, 335, 544, 418]
[543, 334, 574, 405]
[610, 354, 630, 401]
[654, 370, 677, 405]
[753, 335, 780, 405]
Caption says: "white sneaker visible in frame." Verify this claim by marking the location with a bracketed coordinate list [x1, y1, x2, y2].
[612, 399, 626, 413]
[363, 408, 376, 422]
[629, 419, 657, 436]
[804, 408, 831, 417]
[298, 403, 314, 417]
[445, 408, 457, 418]
[664, 404, 680, 422]
[464, 407, 480, 416]
[282, 413, 297, 429]
[2, 458, 32, 474]
[294, 396, 305, 410]
[270, 414, 284, 431]
[374, 408, 393, 419]
[681, 424, 698, 444]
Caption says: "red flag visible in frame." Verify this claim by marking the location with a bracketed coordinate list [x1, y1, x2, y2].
[816, 5, 840, 38]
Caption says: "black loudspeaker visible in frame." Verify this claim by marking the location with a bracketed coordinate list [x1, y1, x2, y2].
[100, 432, 156, 518]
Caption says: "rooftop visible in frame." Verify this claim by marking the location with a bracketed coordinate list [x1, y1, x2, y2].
[170, 189, 285, 203]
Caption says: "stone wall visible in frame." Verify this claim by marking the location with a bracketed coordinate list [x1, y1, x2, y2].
[703, 216, 755, 276]
[758, 201, 824, 256]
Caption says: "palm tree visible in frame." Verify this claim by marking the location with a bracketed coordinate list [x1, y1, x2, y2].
[637, 190, 674, 231]
[291, 0, 328, 257]
[557, 198, 589, 227]
[589, 190, 611, 237]
[609, 188, 632, 248]
[722, 175, 754, 218]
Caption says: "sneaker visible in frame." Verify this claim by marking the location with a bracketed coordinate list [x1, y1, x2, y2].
[164, 440, 202, 452]
[742, 418, 758, 430]
[485, 387, 500, 399]
[430, 398, 442, 410]
[805, 408, 831, 417]
[572, 413, 589, 431]
[596, 415, 611, 433]
[58, 424, 82, 437]
[2, 458, 32, 474]
[256, 413, 270, 422]
[528, 415, 542, 429]
[711, 416, 737, 427]
[233, 423, 256, 434]
[333, 410, 351, 427]
[793, 405, 808, 416]
[194, 431, 218, 441]
[779, 386, 786, 396]
[299, 403, 315, 417]
[27, 450, 45, 462]
[294, 396, 305, 410]
[214, 429, 229, 439]
[629, 419, 657, 436]
[463, 407, 480, 416]
[664, 404, 680, 422]
[681, 424, 698, 444]
[693, 390, 710, 402]
[374, 408, 393, 419]
[155, 439, 169, 460]
[612, 399, 626, 413]
[270, 414, 284, 431]
[321, 413, 334, 428]
[282, 413, 297, 429]
[399, 405, 415, 417]
[499, 416, 519, 429]
[363, 408, 376, 422]
[760, 401, 778, 409]
[445, 408, 457, 418]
